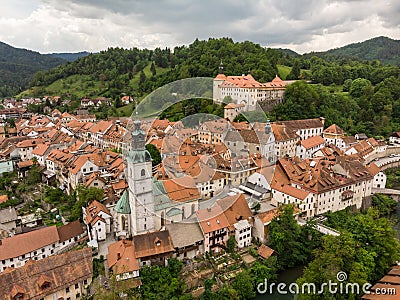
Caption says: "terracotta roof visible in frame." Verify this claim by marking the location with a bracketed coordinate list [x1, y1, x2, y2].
[112, 180, 128, 191]
[85, 200, 111, 226]
[107, 239, 139, 275]
[323, 124, 345, 135]
[0, 226, 60, 260]
[366, 163, 381, 177]
[272, 156, 374, 195]
[17, 160, 34, 168]
[275, 118, 324, 132]
[32, 143, 50, 156]
[255, 208, 279, 224]
[271, 123, 299, 141]
[300, 135, 325, 150]
[258, 244, 275, 259]
[162, 177, 200, 202]
[216, 194, 252, 229]
[133, 230, 174, 259]
[16, 138, 44, 148]
[89, 120, 113, 134]
[273, 183, 310, 200]
[0, 248, 92, 300]
[57, 220, 83, 242]
[196, 206, 230, 234]
[224, 103, 245, 109]
[0, 195, 8, 204]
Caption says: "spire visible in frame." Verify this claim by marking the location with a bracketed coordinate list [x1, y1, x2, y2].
[219, 60, 224, 74]
[265, 118, 271, 134]
[133, 97, 140, 130]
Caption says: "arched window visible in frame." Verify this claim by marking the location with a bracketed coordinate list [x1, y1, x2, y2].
[141, 169, 145, 177]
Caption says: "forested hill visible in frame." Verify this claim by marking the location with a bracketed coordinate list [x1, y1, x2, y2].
[48, 52, 90, 62]
[306, 36, 400, 65]
[0, 42, 67, 97]
[25, 38, 289, 99]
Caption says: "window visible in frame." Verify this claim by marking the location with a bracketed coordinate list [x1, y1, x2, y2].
[66, 287, 70, 293]
[75, 283, 79, 289]
[84, 279, 88, 285]
[141, 169, 145, 177]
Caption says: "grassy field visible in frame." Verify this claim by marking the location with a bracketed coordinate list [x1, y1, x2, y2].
[277, 65, 291, 80]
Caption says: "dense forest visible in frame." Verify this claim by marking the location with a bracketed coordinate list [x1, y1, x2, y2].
[0, 41, 67, 97]
[305, 36, 400, 66]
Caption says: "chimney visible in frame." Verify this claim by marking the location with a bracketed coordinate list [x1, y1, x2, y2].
[207, 208, 211, 212]
[319, 117, 325, 126]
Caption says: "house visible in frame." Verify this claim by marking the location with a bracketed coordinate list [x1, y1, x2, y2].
[215, 194, 253, 244]
[253, 208, 279, 243]
[0, 207, 18, 237]
[240, 165, 274, 200]
[166, 222, 204, 259]
[224, 103, 245, 121]
[0, 221, 84, 272]
[198, 119, 228, 145]
[133, 230, 174, 267]
[83, 200, 112, 242]
[323, 124, 346, 148]
[271, 123, 300, 159]
[107, 239, 141, 283]
[32, 143, 51, 166]
[389, 131, 400, 145]
[16, 138, 44, 161]
[367, 162, 387, 189]
[0, 248, 92, 300]
[355, 133, 368, 140]
[196, 205, 230, 253]
[271, 156, 374, 218]
[296, 135, 325, 159]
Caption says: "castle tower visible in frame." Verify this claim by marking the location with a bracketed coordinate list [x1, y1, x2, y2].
[125, 115, 155, 235]
[213, 60, 226, 104]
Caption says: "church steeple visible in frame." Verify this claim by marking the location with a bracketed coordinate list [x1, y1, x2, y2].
[219, 60, 224, 74]
[265, 118, 271, 134]
[128, 103, 151, 162]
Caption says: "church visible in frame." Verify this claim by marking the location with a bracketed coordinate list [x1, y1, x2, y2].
[113, 117, 200, 239]
[213, 62, 286, 112]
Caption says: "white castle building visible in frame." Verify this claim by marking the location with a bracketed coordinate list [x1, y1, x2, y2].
[213, 62, 286, 112]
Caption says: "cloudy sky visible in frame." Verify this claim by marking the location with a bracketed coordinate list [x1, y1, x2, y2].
[0, 0, 399, 54]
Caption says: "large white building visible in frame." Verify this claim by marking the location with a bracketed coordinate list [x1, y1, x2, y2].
[0, 221, 84, 272]
[213, 63, 286, 112]
[271, 156, 375, 218]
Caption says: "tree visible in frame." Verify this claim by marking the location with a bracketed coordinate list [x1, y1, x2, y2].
[287, 59, 301, 80]
[145, 144, 161, 166]
[226, 236, 236, 253]
[349, 78, 372, 98]
[231, 271, 256, 299]
[371, 194, 398, 216]
[268, 204, 304, 268]
[150, 62, 157, 76]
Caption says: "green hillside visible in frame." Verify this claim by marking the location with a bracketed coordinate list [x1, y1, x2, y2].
[306, 36, 400, 65]
[0, 41, 66, 97]
[21, 38, 289, 100]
